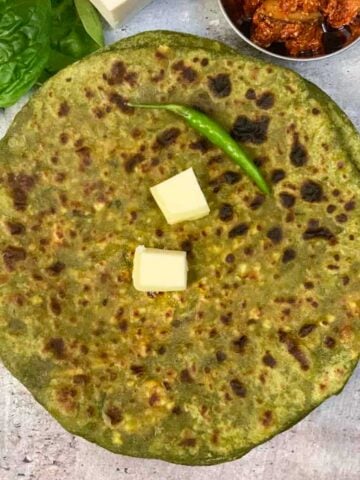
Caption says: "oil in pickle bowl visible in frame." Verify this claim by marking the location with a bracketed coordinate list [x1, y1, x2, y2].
[218, 0, 360, 61]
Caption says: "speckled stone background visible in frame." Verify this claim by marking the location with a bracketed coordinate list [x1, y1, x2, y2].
[0, 1, 359, 479]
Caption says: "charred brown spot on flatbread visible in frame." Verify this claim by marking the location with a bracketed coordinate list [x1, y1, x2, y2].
[249, 194, 265, 210]
[232, 335, 249, 353]
[301, 181, 323, 202]
[180, 438, 197, 447]
[58, 102, 70, 117]
[50, 297, 62, 315]
[7, 173, 36, 211]
[208, 74, 232, 98]
[223, 171, 241, 184]
[190, 138, 213, 153]
[84, 88, 94, 99]
[181, 240, 193, 253]
[253, 156, 268, 168]
[299, 324, 316, 337]
[279, 192, 296, 208]
[216, 351, 227, 362]
[171, 406, 182, 415]
[303, 220, 335, 241]
[267, 226, 283, 244]
[124, 153, 145, 173]
[245, 88, 257, 100]
[172, 61, 197, 83]
[149, 392, 160, 406]
[104, 61, 126, 84]
[209, 170, 242, 191]
[282, 248, 296, 263]
[219, 203, 234, 222]
[230, 379, 247, 397]
[225, 253, 235, 263]
[290, 133, 308, 167]
[108, 93, 134, 114]
[45, 337, 66, 359]
[76, 146, 92, 169]
[6, 222, 25, 235]
[93, 107, 106, 119]
[56, 387, 77, 412]
[180, 369, 194, 383]
[262, 410, 273, 427]
[103, 61, 137, 86]
[344, 200, 356, 211]
[231, 115, 270, 144]
[335, 213, 348, 223]
[130, 365, 145, 376]
[73, 374, 89, 385]
[156, 128, 181, 147]
[220, 312, 232, 325]
[256, 92, 275, 110]
[105, 406, 123, 425]
[3, 246, 26, 271]
[324, 336, 336, 348]
[228, 223, 249, 238]
[152, 69, 165, 82]
[47, 261, 66, 276]
[262, 352, 277, 368]
[124, 71, 138, 87]
[271, 169, 286, 184]
[278, 331, 310, 371]
[60, 133, 69, 144]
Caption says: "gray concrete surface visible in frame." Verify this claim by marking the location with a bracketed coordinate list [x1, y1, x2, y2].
[0, 1, 359, 479]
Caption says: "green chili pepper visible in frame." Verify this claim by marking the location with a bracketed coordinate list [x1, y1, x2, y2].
[128, 102, 271, 195]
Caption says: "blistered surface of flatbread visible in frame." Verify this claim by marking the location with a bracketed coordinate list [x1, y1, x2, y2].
[0, 32, 359, 465]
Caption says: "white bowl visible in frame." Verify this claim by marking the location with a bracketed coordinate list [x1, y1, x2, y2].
[218, 0, 360, 62]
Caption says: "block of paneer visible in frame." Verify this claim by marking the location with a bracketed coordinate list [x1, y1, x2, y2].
[150, 167, 210, 225]
[89, 0, 153, 27]
[132, 246, 187, 292]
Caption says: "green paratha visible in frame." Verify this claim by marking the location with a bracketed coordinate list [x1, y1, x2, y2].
[0, 31, 359, 465]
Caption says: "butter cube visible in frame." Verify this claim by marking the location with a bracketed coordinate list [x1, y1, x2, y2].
[89, 0, 153, 27]
[150, 168, 210, 225]
[132, 246, 187, 292]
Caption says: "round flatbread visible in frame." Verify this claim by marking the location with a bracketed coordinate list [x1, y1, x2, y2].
[0, 31, 359, 465]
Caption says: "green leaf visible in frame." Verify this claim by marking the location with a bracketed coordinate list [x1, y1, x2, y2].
[37, 48, 75, 84]
[0, 0, 51, 107]
[41, 0, 103, 79]
[75, 0, 104, 47]
[46, 49, 76, 73]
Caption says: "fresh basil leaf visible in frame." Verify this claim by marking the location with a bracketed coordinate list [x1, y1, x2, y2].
[45, 49, 75, 73]
[75, 0, 104, 47]
[41, 0, 103, 79]
[36, 49, 74, 84]
[41, 55, 85, 85]
[0, 0, 51, 107]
